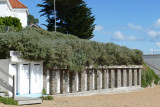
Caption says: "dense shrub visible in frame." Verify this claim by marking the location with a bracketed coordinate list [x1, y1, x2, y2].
[0, 27, 143, 71]
[0, 97, 18, 105]
[42, 88, 47, 96]
[0, 16, 22, 31]
[141, 63, 160, 88]
[41, 96, 53, 100]
[0, 26, 17, 33]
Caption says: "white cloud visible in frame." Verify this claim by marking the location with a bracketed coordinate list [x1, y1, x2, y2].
[112, 31, 142, 41]
[94, 25, 103, 31]
[128, 36, 139, 40]
[147, 30, 158, 38]
[154, 19, 160, 27]
[156, 42, 160, 48]
[113, 31, 125, 40]
[128, 23, 142, 30]
[147, 30, 160, 41]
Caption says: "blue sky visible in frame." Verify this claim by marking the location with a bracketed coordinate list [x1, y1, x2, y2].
[20, 0, 160, 54]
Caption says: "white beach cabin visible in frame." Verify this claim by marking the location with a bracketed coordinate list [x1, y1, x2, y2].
[0, 0, 29, 27]
[0, 51, 43, 97]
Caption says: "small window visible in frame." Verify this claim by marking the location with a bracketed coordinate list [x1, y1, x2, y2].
[34, 64, 40, 66]
[23, 64, 29, 65]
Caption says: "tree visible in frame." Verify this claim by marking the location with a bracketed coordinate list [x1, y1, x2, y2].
[28, 14, 39, 25]
[38, 0, 95, 39]
[0, 16, 22, 31]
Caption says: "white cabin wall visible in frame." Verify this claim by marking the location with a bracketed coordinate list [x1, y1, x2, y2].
[30, 62, 43, 94]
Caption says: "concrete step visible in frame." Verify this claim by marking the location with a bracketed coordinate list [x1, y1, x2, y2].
[15, 97, 43, 105]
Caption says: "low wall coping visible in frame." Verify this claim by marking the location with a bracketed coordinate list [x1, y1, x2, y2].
[44, 65, 143, 70]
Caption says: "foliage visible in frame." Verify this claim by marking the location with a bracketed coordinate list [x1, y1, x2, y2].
[42, 88, 47, 96]
[0, 27, 143, 71]
[0, 26, 17, 33]
[0, 16, 22, 31]
[41, 96, 53, 100]
[0, 97, 18, 105]
[38, 0, 95, 39]
[28, 14, 39, 25]
[141, 63, 160, 88]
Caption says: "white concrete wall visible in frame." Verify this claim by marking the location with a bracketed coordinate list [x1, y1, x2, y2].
[11, 9, 28, 27]
[0, 1, 10, 16]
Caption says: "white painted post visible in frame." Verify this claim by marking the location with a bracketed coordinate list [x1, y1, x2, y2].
[76, 72, 79, 92]
[93, 70, 95, 90]
[17, 63, 20, 95]
[85, 71, 87, 90]
[67, 71, 70, 93]
[46, 70, 50, 94]
[100, 70, 103, 89]
[57, 70, 60, 94]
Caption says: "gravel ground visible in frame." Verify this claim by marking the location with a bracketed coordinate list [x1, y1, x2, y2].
[1, 85, 160, 107]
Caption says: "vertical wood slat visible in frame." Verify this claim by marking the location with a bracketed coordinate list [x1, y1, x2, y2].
[104, 70, 108, 89]
[111, 69, 115, 88]
[93, 70, 95, 90]
[117, 69, 121, 88]
[134, 69, 137, 86]
[97, 70, 103, 90]
[81, 70, 86, 91]
[89, 69, 93, 90]
[85, 71, 87, 91]
[13, 75, 15, 99]
[129, 69, 132, 87]
[123, 69, 127, 87]
[139, 69, 142, 86]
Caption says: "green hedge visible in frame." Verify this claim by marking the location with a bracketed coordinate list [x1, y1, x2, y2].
[0, 27, 143, 71]
[0, 16, 22, 31]
[0, 97, 18, 105]
[142, 63, 160, 88]
[41, 96, 53, 100]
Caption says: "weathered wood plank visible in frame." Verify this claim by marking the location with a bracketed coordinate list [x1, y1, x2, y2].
[0, 67, 13, 79]
[0, 78, 13, 92]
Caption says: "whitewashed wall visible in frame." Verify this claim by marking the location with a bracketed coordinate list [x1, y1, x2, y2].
[11, 9, 28, 27]
[0, 1, 28, 27]
[0, 1, 10, 16]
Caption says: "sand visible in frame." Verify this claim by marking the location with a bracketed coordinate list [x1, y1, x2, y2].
[1, 85, 160, 107]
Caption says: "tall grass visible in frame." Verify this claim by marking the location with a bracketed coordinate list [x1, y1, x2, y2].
[142, 63, 160, 88]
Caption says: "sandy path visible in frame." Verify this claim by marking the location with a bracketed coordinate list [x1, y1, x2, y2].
[1, 86, 160, 107]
